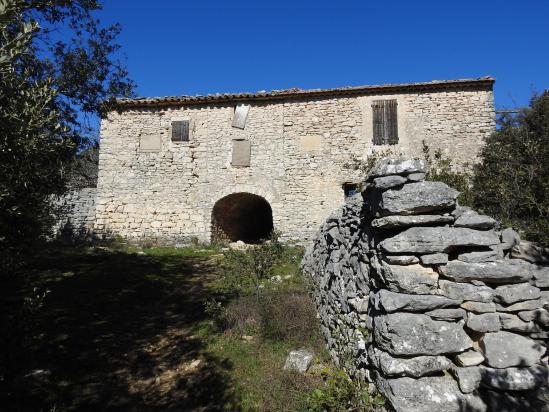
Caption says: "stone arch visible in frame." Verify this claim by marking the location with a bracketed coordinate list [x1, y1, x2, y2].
[211, 192, 274, 243]
[211, 184, 278, 208]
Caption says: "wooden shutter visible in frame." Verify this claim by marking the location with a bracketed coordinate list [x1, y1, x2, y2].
[372, 100, 398, 145]
[171, 120, 189, 142]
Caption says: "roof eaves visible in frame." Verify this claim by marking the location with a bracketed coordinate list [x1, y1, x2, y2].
[113, 77, 495, 109]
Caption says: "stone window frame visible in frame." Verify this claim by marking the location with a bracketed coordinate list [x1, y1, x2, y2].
[169, 117, 194, 144]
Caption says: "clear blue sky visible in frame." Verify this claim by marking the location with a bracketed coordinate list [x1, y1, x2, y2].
[101, 0, 548, 109]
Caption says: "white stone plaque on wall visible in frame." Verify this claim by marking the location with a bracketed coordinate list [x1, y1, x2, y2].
[140, 134, 161, 152]
[232, 104, 250, 129]
[232, 140, 251, 166]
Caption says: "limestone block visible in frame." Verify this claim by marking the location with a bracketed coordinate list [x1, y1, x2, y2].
[283, 349, 314, 373]
[499, 313, 541, 333]
[407, 172, 425, 182]
[380, 262, 438, 294]
[381, 227, 499, 254]
[379, 182, 458, 215]
[455, 350, 485, 367]
[457, 248, 501, 263]
[494, 283, 541, 305]
[368, 158, 426, 178]
[382, 255, 419, 265]
[454, 209, 497, 230]
[466, 313, 501, 333]
[450, 365, 482, 393]
[374, 312, 473, 356]
[479, 331, 546, 368]
[420, 253, 448, 265]
[518, 309, 549, 326]
[375, 374, 486, 412]
[438, 280, 494, 303]
[496, 299, 545, 312]
[372, 214, 454, 229]
[461, 301, 496, 313]
[373, 290, 460, 313]
[425, 308, 466, 321]
[368, 346, 451, 378]
[480, 365, 548, 391]
[439, 260, 536, 284]
[372, 175, 407, 189]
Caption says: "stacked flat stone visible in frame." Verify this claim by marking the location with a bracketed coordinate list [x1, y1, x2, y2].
[53, 188, 97, 240]
[303, 157, 548, 412]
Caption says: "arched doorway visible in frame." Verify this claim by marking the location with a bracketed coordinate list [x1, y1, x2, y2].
[211, 193, 273, 243]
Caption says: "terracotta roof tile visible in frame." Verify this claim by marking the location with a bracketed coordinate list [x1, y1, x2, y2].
[113, 77, 495, 109]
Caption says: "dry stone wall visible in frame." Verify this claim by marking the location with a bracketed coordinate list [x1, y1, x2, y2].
[96, 85, 494, 244]
[53, 188, 97, 239]
[302, 158, 548, 412]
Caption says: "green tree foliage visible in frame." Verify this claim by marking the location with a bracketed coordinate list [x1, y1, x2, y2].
[66, 143, 99, 188]
[472, 92, 549, 246]
[18, 0, 135, 140]
[0, 0, 74, 272]
[0, 0, 134, 272]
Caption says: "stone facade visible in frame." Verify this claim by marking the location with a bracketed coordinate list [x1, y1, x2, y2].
[95, 78, 495, 244]
[302, 158, 548, 412]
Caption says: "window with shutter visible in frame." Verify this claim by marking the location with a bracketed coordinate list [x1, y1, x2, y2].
[372, 100, 398, 145]
[171, 120, 190, 142]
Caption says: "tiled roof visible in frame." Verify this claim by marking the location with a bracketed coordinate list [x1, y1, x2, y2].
[114, 77, 495, 109]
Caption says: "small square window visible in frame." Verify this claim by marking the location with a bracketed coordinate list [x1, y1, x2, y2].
[343, 183, 359, 198]
[172, 120, 190, 142]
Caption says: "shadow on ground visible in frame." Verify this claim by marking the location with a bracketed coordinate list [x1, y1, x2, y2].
[1, 246, 240, 411]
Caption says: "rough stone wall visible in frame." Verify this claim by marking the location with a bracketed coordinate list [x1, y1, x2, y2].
[96, 87, 494, 244]
[302, 158, 548, 412]
[54, 188, 97, 239]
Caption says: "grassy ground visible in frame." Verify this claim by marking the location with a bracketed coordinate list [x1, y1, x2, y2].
[0, 243, 329, 411]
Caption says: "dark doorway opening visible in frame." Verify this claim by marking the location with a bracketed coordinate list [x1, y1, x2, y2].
[212, 193, 273, 243]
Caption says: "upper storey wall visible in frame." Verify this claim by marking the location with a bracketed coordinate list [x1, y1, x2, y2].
[96, 86, 494, 243]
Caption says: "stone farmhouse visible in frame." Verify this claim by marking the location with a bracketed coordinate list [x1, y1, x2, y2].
[91, 77, 495, 244]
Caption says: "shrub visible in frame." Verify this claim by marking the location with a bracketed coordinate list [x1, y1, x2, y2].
[344, 148, 397, 191]
[472, 92, 549, 246]
[206, 238, 314, 342]
[208, 289, 320, 346]
[306, 368, 385, 411]
[422, 141, 474, 206]
[260, 291, 319, 345]
[208, 295, 261, 335]
[216, 232, 300, 297]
